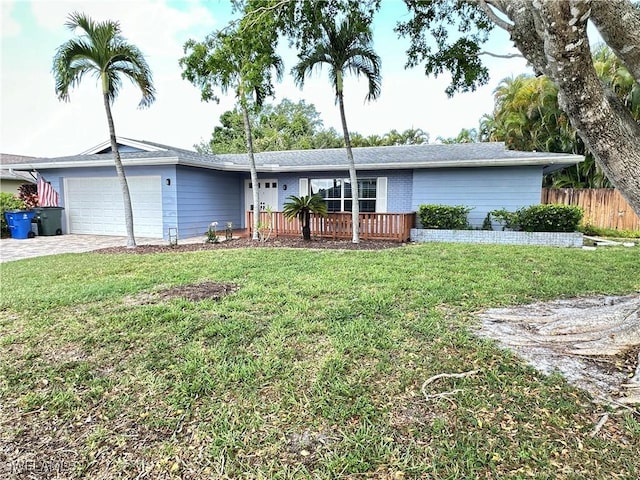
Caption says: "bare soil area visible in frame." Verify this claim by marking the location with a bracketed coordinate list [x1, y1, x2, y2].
[477, 294, 640, 407]
[127, 281, 240, 304]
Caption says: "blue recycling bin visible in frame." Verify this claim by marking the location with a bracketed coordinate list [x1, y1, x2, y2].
[5, 210, 36, 239]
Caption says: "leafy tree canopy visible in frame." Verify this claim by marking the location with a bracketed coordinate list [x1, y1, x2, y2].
[237, 0, 381, 51]
[479, 45, 639, 188]
[195, 99, 342, 153]
[396, 0, 640, 216]
[196, 99, 431, 154]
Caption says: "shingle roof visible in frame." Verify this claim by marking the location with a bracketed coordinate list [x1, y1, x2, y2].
[220, 142, 579, 168]
[0, 139, 583, 172]
[0, 154, 37, 182]
[0, 153, 38, 165]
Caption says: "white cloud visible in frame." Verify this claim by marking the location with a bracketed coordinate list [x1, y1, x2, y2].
[1, 0, 534, 157]
[1, 1, 21, 37]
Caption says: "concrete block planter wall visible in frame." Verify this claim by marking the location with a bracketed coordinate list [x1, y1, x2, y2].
[410, 228, 584, 248]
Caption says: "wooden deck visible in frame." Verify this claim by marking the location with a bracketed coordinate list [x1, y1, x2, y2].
[246, 211, 415, 242]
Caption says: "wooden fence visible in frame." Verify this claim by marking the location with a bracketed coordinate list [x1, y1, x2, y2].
[246, 211, 415, 242]
[541, 188, 640, 231]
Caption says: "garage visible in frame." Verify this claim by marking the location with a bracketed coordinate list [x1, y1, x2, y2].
[64, 176, 163, 238]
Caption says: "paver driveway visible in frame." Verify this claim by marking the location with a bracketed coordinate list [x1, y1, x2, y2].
[0, 234, 203, 263]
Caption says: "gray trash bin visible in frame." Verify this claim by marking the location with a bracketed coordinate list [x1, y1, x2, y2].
[34, 207, 64, 236]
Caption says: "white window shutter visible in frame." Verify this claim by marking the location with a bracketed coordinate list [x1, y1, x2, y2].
[376, 177, 388, 212]
[299, 178, 309, 196]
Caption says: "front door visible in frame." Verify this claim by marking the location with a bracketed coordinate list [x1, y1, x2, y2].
[244, 179, 278, 212]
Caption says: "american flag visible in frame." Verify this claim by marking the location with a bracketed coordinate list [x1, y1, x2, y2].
[37, 174, 59, 207]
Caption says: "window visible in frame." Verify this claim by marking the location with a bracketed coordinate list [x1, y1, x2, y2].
[310, 178, 377, 212]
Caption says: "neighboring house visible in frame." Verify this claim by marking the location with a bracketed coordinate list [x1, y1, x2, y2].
[1, 137, 583, 239]
[0, 154, 36, 195]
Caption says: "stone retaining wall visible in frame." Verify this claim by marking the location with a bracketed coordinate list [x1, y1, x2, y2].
[410, 229, 584, 247]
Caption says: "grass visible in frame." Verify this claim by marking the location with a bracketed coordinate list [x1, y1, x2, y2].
[1, 243, 639, 479]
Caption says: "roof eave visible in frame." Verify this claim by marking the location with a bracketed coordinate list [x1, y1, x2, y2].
[223, 155, 585, 172]
[3, 154, 584, 173]
[2, 156, 181, 170]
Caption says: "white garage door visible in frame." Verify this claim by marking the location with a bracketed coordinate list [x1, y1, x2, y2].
[65, 176, 163, 238]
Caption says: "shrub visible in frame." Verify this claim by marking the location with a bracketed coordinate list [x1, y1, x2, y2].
[516, 204, 583, 232]
[481, 213, 492, 230]
[0, 192, 27, 236]
[417, 204, 472, 230]
[580, 224, 640, 239]
[18, 183, 38, 208]
[489, 208, 521, 231]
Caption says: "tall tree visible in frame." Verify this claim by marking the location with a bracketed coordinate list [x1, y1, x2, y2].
[397, 0, 640, 217]
[196, 99, 342, 154]
[480, 44, 640, 188]
[437, 128, 479, 144]
[180, 17, 283, 240]
[292, 9, 381, 243]
[53, 12, 155, 247]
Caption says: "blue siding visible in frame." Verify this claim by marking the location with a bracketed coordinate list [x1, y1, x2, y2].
[40, 162, 543, 237]
[275, 173, 304, 207]
[39, 165, 176, 237]
[412, 166, 543, 227]
[384, 170, 413, 212]
[176, 166, 243, 237]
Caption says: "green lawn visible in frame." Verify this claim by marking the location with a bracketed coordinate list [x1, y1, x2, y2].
[1, 243, 639, 479]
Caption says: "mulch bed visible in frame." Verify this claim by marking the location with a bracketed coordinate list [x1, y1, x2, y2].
[96, 236, 407, 254]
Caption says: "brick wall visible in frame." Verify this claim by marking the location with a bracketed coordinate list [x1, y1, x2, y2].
[410, 228, 584, 247]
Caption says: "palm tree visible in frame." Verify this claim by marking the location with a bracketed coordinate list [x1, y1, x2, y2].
[292, 11, 381, 243]
[283, 194, 328, 241]
[181, 22, 282, 241]
[53, 12, 155, 248]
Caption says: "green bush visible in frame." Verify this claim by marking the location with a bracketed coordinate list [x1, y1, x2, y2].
[417, 204, 472, 230]
[489, 208, 521, 231]
[0, 192, 26, 236]
[580, 224, 640, 239]
[516, 204, 583, 232]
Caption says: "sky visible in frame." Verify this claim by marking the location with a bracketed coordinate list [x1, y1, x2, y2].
[0, 0, 532, 158]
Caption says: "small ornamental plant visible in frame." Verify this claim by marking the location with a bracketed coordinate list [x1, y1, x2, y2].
[206, 221, 219, 243]
[283, 195, 328, 240]
[225, 222, 233, 240]
[257, 207, 274, 243]
[18, 184, 39, 208]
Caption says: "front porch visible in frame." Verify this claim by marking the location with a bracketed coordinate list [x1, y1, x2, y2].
[246, 211, 415, 242]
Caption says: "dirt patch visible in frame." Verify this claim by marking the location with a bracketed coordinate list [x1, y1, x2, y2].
[128, 282, 239, 304]
[476, 294, 640, 407]
[283, 430, 336, 466]
[96, 236, 405, 255]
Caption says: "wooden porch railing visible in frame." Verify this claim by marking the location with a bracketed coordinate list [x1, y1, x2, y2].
[246, 211, 415, 242]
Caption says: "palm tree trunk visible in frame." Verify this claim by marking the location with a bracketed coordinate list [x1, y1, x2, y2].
[240, 99, 260, 241]
[103, 92, 136, 248]
[337, 90, 360, 243]
[303, 210, 311, 240]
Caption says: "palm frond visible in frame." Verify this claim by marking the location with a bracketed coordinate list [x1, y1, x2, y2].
[292, 13, 381, 103]
[53, 12, 155, 108]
